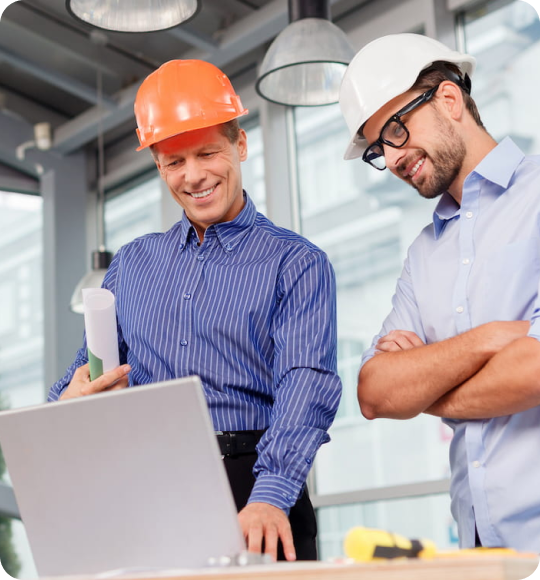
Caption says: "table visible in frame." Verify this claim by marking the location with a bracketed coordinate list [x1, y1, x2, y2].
[56, 556, 539, 580]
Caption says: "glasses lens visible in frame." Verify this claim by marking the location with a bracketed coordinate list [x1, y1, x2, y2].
[381, 119, 408, 147]
[364, 143, 386, 170]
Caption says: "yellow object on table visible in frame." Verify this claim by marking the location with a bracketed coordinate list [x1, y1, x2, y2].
[343, 526, 437, 562]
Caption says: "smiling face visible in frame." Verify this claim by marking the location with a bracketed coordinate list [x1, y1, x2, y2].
[363, 87, 467, 200]
[153, 124, 248, 241]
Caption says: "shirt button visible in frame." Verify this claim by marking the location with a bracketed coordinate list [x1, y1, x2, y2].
[183, 293, 191, 300]
[197, 255, 204, 262]
[456, 306, 464, 313]
[180, 340, 188, 346]
[472, 461, 481, 468]
[465, 211, 473, 218]
[462, 258, 470, 265]
[226, 243, 232, 251]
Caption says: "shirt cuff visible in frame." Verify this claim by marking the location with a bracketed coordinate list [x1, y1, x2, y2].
[247, 474, 304, 514]
[528, 316, 540, 341]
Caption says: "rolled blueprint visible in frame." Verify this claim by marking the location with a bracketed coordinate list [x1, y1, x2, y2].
[82, 288, 120, 381]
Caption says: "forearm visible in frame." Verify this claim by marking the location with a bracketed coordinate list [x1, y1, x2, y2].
[426, 336, 540, 419]
[358, 323, 504, 420]
[252, 367, 341, 509]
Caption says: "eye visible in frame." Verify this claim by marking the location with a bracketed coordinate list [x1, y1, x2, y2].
[389, 122, 406, 139]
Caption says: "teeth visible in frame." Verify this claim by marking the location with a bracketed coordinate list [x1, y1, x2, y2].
[189, 185, 216, 199]
[409, 157, 425, 177]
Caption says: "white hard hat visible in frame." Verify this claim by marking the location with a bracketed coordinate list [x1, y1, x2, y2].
[339, 33, 476, 160]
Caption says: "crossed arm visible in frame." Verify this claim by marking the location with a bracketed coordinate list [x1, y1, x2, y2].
[358, 321, 540, 420]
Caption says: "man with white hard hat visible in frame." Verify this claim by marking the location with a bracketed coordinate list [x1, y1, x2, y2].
[50, 59, 342, 561]
[340, 33, 540, 551]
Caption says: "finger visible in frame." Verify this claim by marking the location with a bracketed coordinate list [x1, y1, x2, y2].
[72, 363, 90, 380]
[391, 334, 417, 350]
[398, 330, 424, 347]
[106, 377, 129, 391]
[278, 523, 296, 562]
[247, 523, 264, 554]
[263, 525, 279, 561]
[376, 340, 402, 352]
[85, 365, 131, 395]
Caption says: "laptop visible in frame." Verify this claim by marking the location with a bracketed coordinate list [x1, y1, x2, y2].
[0, 377, 246, 577]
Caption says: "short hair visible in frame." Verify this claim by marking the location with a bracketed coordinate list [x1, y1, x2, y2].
[411, 61, 485, 130]
[149, 119, 241, 160]
[218, 119, 241, 143]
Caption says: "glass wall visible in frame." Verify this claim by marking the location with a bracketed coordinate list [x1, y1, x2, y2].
[0, 190, 44, 578]
[0, 191, 43, 409]
[241, 120, 267, 215]
[104, 174, 162, 253]
[464, 0, 540, 151]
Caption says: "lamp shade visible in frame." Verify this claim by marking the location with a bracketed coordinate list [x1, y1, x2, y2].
[66, 0, 199, 33]
[70, 250, 113, 314]
[256, 18, 355, 106]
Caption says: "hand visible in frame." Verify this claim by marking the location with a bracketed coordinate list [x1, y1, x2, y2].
[59, 363, 131, 400]
[375, 330, 425, 353]
[238, 502, 296, 562]
[482, 320, 530, 356]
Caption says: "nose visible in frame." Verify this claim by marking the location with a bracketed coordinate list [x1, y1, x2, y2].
[183, 157, 206, 186]
[382, 144, 406, 173]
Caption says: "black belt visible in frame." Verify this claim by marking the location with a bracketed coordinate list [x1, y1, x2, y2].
[216, 430, 266, 457]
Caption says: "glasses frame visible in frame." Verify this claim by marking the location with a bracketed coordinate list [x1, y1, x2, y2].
[362, 83, 441, 171]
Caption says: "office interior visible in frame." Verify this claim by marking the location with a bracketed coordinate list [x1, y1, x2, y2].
[0, 0, 539, 576]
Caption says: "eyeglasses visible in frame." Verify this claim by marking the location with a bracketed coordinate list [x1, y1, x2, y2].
[362, 84, 440, 171]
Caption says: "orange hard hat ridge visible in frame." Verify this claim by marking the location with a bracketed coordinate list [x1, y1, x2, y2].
[134, 59, 248, 150]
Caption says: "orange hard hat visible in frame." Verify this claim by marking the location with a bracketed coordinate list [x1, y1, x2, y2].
[134, 59, 248, 151]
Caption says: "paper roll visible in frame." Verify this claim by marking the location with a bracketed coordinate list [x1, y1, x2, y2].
[82, 288, 120, 381]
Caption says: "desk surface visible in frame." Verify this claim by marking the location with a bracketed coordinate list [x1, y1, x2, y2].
[57, 556, 539, 580]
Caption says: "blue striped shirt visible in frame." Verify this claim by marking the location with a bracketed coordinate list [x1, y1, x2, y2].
[49, 194, 342, 510]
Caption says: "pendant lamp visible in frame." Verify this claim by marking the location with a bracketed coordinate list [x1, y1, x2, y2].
[66, 0, 199, 33]
[256, 0, 355, 106]
[70, 70, 113, 314]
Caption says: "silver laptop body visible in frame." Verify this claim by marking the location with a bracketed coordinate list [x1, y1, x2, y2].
[0, 376, 245, 576]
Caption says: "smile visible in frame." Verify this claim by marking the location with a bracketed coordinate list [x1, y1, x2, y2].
[407, 157, 425, 178]
[188, 185, 216, 199]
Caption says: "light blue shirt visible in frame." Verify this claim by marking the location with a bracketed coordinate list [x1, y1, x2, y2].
[49, 194, 342, 511]
[361, 138, 540, 550]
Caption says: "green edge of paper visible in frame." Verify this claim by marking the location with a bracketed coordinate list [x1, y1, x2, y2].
[88, 348, 104, 381]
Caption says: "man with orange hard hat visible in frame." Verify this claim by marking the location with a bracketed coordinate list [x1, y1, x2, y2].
[340, 33, 540, 551]
[49, 59, 342, 561]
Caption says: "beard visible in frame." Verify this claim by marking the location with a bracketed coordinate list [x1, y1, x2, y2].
[401, 114, 467, 200]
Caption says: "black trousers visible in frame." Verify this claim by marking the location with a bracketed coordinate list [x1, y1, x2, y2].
[223, 452, 318, 560]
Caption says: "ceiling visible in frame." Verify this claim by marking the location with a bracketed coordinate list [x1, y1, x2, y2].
[0, 0, 370, 166]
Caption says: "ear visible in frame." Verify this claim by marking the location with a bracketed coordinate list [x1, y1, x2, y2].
[153, 156, 166, 180]
[437, 81, 465, 122]
[237, 128, 248, 162]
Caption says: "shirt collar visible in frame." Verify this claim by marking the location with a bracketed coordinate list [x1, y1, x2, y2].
[432, 137, 525, 239]
[470, 136, 525, 189]
[433, 192, 460, 239]
[176, 191, 256, 252]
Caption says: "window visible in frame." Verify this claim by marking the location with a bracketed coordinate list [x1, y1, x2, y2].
[463, 0, 540, 152]
[241, 120, 267, 215]
[0, 189, 44, 579]
[104, 174, 162, 253]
